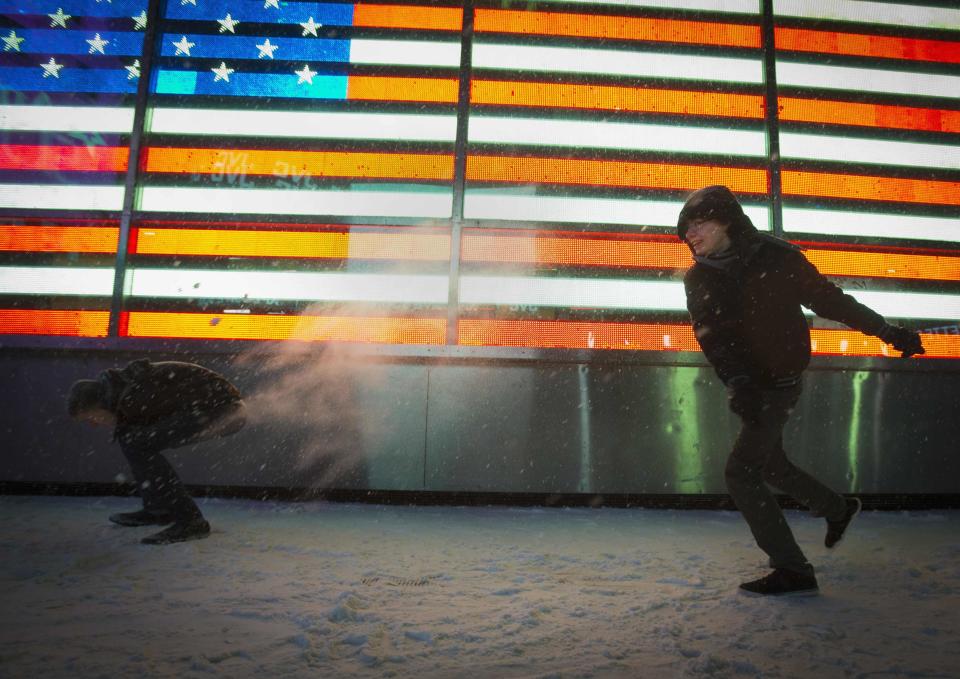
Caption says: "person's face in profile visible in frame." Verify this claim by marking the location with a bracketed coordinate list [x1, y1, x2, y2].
[686, 218, 732, 257]
[75, 407, 117, 427]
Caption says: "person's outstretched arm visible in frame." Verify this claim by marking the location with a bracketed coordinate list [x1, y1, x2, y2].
[790, 250, 924, 357]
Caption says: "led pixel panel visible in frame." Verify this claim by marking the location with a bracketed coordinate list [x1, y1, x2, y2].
[0, 0, 147, 336]
[0, 1, 957, 357]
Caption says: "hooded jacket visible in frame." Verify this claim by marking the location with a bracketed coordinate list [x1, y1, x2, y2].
[682, 222, 887, 388]
[99, 359, 243, 428]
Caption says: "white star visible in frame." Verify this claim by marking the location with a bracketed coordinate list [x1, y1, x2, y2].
[263, 0, 279, 7]
[300, 16, 321, 37]
[41, 57, 64, 78]
[48, 8, 71, 28]
[173, 35, 195, 56]
[86, 33, 109, 54]
[132, 10, 147, 30]
[217, 14, 239, 33]
[2, 30, 24, 52]
[212, 61, 235, 83]
[125, 59, 141, 80]
[256, 38, 278, 59]
[295, 64, 316, 85]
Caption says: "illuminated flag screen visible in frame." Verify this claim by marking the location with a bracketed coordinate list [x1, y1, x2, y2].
[0, 0, 147, 336]
[0, 0, 957, 360]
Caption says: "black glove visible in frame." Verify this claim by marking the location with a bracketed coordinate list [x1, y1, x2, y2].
[877, 324, 925, 358]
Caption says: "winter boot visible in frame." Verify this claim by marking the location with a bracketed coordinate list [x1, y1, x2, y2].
[739, 569, 819, 596]
[141, 518, 210, 545]
[109, 509, 175, 527]
[825, 497, 862, 548]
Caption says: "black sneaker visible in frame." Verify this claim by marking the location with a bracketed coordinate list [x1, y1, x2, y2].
[739, 569, 819, 597]
[109, 509, 175, 527]
[825, 497, 862, 548]
[141, 519, 210, 545]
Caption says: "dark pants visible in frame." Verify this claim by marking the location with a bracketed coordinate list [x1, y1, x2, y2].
[726, 383, 846, 575]
[118, 402, 246, 523]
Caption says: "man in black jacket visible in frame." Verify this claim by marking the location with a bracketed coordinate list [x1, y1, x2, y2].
[68, 359, 246, 545]
[678, 185, 923, 596]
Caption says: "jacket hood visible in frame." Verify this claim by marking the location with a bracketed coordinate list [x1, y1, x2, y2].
[677, 185, 756, 244]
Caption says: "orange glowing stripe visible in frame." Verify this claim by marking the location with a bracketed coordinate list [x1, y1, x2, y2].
[776, 27, 960, 64]
[352, 4, 462, 31]
[471, 80, 765, 119]
[462, 232, 692, 269]
[460, 231, 960, 283]
[0, 225, 118, 253]
[0, 144, 128, 172]
[143, 148, 454, 181]
[0, 309, 109, 337]
[133, 228, 450, 260]
[466, 156, 768, 194]
[778, 97, 960, 134]
[804, 248, 960, 283]
[458, 319, 960, 358]
[459, 319, 699, 351]
[347, 75, 459, 103]
[782, 170, 960, 206]
[475, 9, 761, 48]
[810, 328, 960, 360]
[124, 311, 446, 344]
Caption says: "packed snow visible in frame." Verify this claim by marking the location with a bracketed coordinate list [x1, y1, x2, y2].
[1, 495, 958, 678]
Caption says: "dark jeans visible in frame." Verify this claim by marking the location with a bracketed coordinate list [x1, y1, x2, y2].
[726, 382, 846, 575]
[118, 402, 246, 523]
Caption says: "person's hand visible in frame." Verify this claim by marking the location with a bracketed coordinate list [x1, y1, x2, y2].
[878, 324, 925, 358]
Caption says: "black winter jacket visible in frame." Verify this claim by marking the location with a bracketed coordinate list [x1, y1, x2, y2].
[684, 229, 887, 387]
[99, 359, 243, 428]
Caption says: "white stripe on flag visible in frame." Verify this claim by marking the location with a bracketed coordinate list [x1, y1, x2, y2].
[148, 108, 457, 142]
[349, 39, 462, 67]
[127, 269, 449, 303]
[780, 133, 960, 171]
[782, 207, 960, 243]
[0, 185, 125, 211]
[464, 191, 771, 230]
[0, 106, 134, 133]
[459, 275, 960, 321]
[774, 0, 960, 31]
[777, 61, 960, 100]
[852, 291, 960, 322]
[0, 267, 114, 296]
[460, 276, 688, 310]
[473, 43, 763, 84]
[470, 116, 766, 156]
[138, 187, 453, 218]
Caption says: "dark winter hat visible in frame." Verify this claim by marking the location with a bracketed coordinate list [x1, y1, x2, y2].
[67, 379, 105, 418]
[677, 185, 749, 241]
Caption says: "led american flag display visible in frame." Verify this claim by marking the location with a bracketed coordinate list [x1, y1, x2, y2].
[0, 0, 958, 359]
[0, 0, 147, 336]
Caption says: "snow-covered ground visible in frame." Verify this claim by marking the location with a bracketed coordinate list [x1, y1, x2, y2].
[0, 495, 957, 678]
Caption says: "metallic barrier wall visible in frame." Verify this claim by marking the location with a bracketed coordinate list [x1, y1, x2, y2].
[3, 351, 958, 495]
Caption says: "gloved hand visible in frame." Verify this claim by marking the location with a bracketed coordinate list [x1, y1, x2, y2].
[878, 324, 925, 358]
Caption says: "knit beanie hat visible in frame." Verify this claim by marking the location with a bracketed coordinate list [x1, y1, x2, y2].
[677, 185, 750, 241]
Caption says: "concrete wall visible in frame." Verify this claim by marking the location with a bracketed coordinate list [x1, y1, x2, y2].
[2, 349, 959, 495]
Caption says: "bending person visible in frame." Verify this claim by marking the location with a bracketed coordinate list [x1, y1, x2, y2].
[678, 185, 923, 596]
[68, 358, 246, 545]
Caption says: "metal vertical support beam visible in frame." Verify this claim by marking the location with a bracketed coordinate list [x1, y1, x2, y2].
[107, 0, 165, 336]
[577, 364, 593, 493]
[761, 0, 784, 237]
[446, 0, 475, 345]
